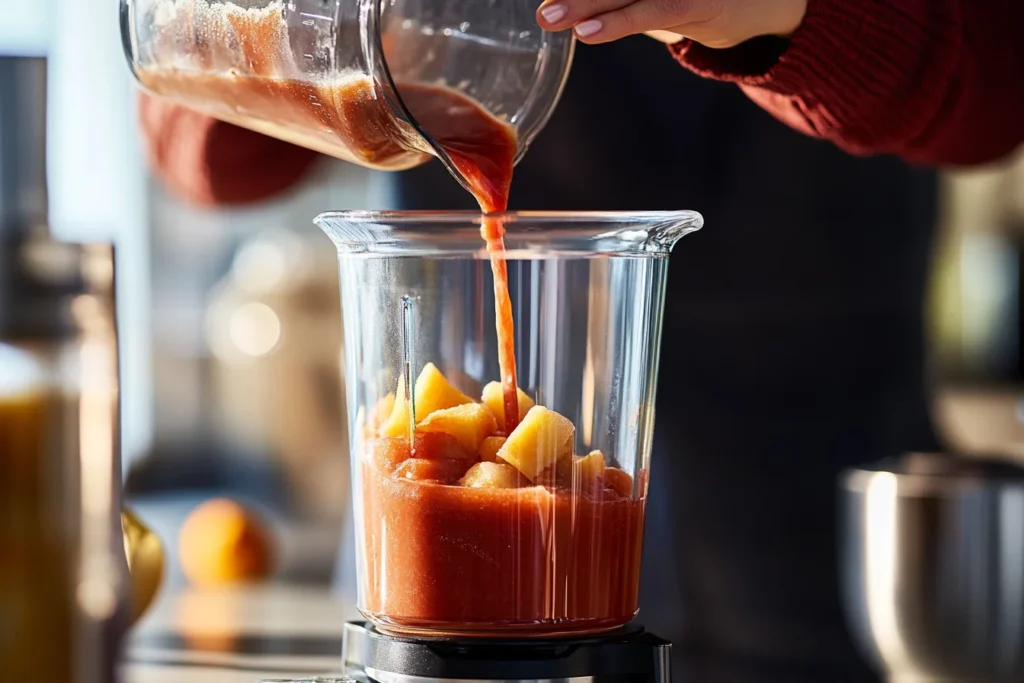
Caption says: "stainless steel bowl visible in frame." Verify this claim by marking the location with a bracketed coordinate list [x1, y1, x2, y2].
[840, 453, 1024, 682]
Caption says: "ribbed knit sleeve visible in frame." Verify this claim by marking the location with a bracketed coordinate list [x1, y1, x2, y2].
[670, 0, 1024, 166]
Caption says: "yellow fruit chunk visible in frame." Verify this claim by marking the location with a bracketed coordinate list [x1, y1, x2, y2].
[573, 450, 606, 485]
[370, 392, 396, 429]
[380, 376, 411, 438]
[481, 381, 536, 432]
[178, 498, 274, 588]
[478, 436, 506, 463]
[418, 403, 497, 454]
[460, 461, 524, 489]
[497, 406, 575, 481]
[415, 363, 474, 420]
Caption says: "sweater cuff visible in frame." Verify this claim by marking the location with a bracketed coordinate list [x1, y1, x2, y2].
[669, 0, 960, 151]
[138, 92, 319, 207]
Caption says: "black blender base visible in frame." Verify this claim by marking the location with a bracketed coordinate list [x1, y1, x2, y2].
[341, 621, 671, 683]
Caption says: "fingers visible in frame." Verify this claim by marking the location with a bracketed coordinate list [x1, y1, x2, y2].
[536, 0, 633, 33]
[574, 0, 694, 44]
[537, 0, 702, 45]
[537, 0, 800, 48]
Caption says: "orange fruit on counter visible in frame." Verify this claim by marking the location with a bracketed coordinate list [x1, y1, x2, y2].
[178, 498, 275, 587]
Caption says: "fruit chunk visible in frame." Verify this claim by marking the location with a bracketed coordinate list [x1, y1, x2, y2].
[603, 467, 634, 498]
[481, 381, 535, 432]
[574, 450, 606, 486]
[419, 403, 497, 454]
[536, 453, 572, 487]
[394, 457, 470, 484]
[413, 430, 475, 462]
[497, 406, 575, 481]
[478, 436, 506, 463]
[536, 451, 604, 489]
[380, 376, 411, 438]
[415, 363, 474, 420]
[369, 393, 396, 429]
[459, 461, 525, 489]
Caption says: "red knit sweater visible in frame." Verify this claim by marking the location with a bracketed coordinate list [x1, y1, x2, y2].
[671, 0, 1024, 166]
[141, 0, 1024, 206]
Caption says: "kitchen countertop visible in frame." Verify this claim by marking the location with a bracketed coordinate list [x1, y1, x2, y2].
[124, 584, 358, 683]
[124, 584, 881, 683]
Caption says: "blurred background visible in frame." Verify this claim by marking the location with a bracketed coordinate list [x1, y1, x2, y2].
[4, 0, 1024, 618]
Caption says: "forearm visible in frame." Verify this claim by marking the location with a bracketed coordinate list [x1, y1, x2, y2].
[671, 0, 1024, 166]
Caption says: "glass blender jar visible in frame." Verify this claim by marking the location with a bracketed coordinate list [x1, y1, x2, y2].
[120, 0, 574, 186]
[319, 210, 702, 641]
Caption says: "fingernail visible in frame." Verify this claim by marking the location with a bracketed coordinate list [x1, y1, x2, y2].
[574, 19, 602, 37]
[540, 3, 567, 24]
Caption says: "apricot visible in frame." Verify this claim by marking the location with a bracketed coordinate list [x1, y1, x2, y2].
[369, 392, 396, 429]
[602, 468, 635, 499]
[573, 451, 606, 487]
[381, 365, 476, 436]
[498, 406, 575, 481]
[413, 431, 475, 462]
[481, 381, 535, 432]
[536, 453, 573, 487]
[380, 376, 411, 438]
[178, 498, 274, 588]
[419, 403, 497, 454]
[414, 363, 474, 419]
[477, 436, 506, 463]
[460, 461, 525, 489]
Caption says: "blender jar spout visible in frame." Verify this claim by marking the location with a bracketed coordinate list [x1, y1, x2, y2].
[640, 212, 705, 254]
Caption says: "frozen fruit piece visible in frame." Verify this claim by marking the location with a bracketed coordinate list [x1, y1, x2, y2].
[497, 406, 575, 481]
[574, 450, 606, 485]
[380, 376, 411, 438]
[535, 451, 603, 490]
[373, 437, 413, 473]
[536, 452, 573, 487]
[478, 436, 506, 463]
[460, 461, 525, 489]
[603, 467, 634, 498]
[481, 381, 535, 432]
[415, 363, 474, 420]
[413, 431, 475, 462]
[369, 393, 396, 429]
[419, 403, 497, 454]
[394, 457, 469, 484]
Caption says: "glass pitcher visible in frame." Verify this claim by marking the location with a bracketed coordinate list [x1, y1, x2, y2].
[318, 210, 703, 638]
[120, 0, 574, 182]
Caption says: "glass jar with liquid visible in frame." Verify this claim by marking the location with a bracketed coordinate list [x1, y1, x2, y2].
[318, 210, 703, 637]
[120, 0, 574, 189]
[0, 235, 126, 682]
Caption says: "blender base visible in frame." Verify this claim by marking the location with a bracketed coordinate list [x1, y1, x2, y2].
[341, 621, 671, 683]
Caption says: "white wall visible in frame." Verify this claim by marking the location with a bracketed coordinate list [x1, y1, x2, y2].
[45, 0, 154, 474]
[0, 0, 50, 57]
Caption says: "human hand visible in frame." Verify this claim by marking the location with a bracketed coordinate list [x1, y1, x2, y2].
[536, 0, 808, 49]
